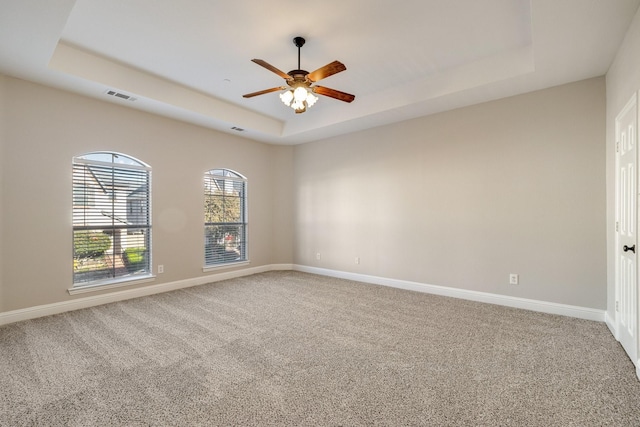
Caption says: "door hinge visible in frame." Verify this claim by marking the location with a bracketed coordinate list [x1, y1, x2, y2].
[616, 221, 619, 232]
[616, 142, 620, 153]
[616, 301, 619, 312]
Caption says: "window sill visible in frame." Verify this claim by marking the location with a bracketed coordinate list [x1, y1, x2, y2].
[68, 274, 156, 295]
[202, 260, 250, 273]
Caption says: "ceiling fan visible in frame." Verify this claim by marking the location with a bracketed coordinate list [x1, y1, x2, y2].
[243, 36, 355, 114]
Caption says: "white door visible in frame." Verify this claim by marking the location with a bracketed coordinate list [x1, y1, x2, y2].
[616, 93, 639, 366]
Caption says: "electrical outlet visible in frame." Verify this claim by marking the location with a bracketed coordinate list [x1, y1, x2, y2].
[355, 256, 360, 264]
[509, 273, 519, 285]
[158, 265, 164, 274]
[316, 252, 321, 260]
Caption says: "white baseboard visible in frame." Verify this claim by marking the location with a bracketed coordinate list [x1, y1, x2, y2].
[0, 263, 604, 326]
[293, 265, 605, 322]
[0, 263, 292, 326]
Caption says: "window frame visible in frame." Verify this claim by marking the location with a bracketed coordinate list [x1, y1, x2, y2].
[70, 151, 153, 292]
[203, 168, 249, 270]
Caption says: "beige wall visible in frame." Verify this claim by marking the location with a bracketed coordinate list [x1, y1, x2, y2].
[606, 7, 640, 318]
[0, 74, 608, 314]
[293, 78, 606, 309]
[0, 76, 293, 312]
[270, 144, 295, 263]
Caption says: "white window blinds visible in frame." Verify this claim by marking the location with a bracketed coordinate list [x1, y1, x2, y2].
[72, 152, 151, 286]
[204, 169, 247, 266]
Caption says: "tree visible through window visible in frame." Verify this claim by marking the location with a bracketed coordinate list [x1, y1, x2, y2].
[72, 152, 151, 286]
[204, 169, 247, 266]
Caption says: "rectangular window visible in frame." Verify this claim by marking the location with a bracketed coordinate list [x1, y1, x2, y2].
[73, 154, 151, 287]
[204, 169, 247, 267]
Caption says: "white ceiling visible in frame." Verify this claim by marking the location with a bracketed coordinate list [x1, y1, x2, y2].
[0, 0, 639, 145]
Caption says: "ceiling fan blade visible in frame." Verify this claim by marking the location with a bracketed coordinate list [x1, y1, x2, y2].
[243, 86, 286, 98]
[251, 59, 292, 80]
[312, 86, 355, 103]
[307, 61, 346, 82]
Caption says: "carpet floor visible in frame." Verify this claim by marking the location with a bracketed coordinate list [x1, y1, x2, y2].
[1, 271, 639, 426]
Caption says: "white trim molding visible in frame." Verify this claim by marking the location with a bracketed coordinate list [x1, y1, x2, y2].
[294, 265, 605, 322]
[68, 275, 156, 295]
[202, 260, 251, 273]
[0, 264, 292, 326]
[0, 262, 603, 326]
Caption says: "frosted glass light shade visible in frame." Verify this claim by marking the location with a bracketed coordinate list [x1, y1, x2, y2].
[279, 86, 318, 113]
[280, 90, 293, 105]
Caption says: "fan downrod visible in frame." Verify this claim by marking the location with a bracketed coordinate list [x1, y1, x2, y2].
[291, 36, 307, 74]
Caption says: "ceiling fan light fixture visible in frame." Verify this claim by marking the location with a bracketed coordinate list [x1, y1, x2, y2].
[280, 86, 318, 113]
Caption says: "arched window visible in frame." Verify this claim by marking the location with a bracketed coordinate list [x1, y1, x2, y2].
[204, 169, 247, 267]
[72, 152, 151, 287]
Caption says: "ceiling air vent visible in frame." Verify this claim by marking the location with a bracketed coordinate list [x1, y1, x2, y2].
[231, 127, 245, 132]
[104, 89, 137, 102]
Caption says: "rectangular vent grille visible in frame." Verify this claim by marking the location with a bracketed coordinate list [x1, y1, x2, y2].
[105, 90, 136, 102]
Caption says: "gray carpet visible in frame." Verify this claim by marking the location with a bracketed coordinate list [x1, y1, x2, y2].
[1, 271, 639, 426]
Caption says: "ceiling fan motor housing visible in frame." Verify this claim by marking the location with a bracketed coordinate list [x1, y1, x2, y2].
[287, 70, 311, 88]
